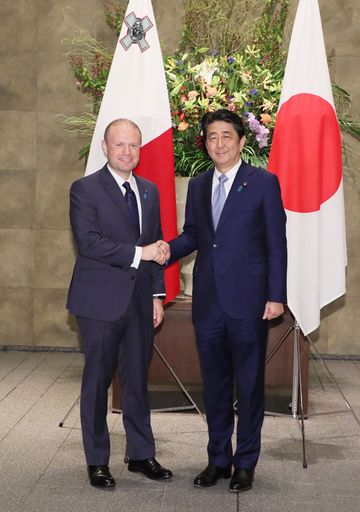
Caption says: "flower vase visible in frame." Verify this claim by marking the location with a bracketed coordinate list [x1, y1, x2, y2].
[175, 176, 196, 297]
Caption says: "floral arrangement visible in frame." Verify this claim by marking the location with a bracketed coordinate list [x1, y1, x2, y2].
[63, 0, 359, 178]
[166, 45, 283, 175]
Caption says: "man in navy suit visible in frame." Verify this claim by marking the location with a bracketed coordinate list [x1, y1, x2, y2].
[67, 118, 172, 487]
[162, 109, 287, 492]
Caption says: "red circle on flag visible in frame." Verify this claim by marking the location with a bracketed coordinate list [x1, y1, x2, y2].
[268, 93, 342, 213]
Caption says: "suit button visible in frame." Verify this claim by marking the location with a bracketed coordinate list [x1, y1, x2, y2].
[213, 244, 218, 248]
[131, 276, 135, 280]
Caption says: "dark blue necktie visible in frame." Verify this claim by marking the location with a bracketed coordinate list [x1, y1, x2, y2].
[122, 181, 140, 237]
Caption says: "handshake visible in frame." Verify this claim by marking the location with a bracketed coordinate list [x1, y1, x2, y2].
[141, 240, 171, 265]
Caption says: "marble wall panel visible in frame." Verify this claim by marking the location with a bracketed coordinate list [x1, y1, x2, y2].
[37, 0, 113, 50]
[37, 51, 89, 114]
[0, 230, 33, 288]
[0, 288, 33, 346]
[152, 0, 185, 53]
[33, 289, 79, 348]
[331, 56, 360, 109]
[0, 171, 34, 229]
[0, 111, 36, 171]
[0, 52, 37, 111]
[0, 0, 37, 51]
[35, 169, 79, 230]
[322, 293, 360, 355]
[33, 229, 76, 290]
[36, 111, 88, 173]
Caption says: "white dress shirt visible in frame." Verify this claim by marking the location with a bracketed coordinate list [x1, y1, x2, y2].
[108, 165, 142, 268]
[212, 158, 242, 200]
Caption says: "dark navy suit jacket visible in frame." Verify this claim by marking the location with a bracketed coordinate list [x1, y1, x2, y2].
[67, 165, 164, 322]
[169, 162, 287, 321]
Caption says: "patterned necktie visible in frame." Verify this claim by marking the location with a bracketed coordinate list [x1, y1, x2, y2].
[122, 181, 140, 237]
[212, 174, 228, 230]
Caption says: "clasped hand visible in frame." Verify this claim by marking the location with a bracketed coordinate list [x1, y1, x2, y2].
[141, 240, 170, 265]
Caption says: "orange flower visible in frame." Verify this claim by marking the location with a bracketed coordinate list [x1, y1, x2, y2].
[180, 94, 188, 103]
[205, 86, 217, 98]
[260, 113, 272, 124]
[178, 121, 190, 131]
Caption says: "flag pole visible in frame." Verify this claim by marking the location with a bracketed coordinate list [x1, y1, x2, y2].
[264, 313, 307, 468]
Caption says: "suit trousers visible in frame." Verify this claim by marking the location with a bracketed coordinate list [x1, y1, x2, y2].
[76, 284, 155, 465]
[194, 296, 268, 470]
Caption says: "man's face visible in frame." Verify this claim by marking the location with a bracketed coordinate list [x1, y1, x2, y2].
[205, 120, 245, 173]
[102, 121, 141, 179]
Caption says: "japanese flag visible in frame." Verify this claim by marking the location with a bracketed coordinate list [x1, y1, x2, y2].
[268, 0, 347, 335]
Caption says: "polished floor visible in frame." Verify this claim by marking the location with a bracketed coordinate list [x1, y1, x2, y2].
[1, 349, 360, 512]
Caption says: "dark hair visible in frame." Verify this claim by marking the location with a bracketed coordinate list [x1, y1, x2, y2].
[201, 109, 245, 140]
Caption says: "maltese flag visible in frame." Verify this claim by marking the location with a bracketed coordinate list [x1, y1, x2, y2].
[85, 0, 180, 301]
[268, 0, 346, 335]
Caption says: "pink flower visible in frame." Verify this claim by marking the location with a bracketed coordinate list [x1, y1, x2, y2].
[206, 86, 217, 98]
[188, 90, 199, 100]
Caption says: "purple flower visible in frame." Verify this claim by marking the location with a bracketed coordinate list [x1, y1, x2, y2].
[245, 101, 253, 106]
[209, 48, 219, 56]
[249, 88, 258, 95]
[227, 56, 235, 64]
[247, 113, 259, 131]
[246, 113, 269, 148]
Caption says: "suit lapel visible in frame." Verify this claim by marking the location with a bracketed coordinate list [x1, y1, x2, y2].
[134, 175, 149, 242]
[216, 161, 254, 231]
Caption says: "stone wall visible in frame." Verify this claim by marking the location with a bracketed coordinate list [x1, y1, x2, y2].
[0, 0, 358, 353]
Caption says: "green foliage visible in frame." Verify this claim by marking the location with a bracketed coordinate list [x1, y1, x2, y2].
[67, 31, 113, 115]
[179, 0, 259, 55]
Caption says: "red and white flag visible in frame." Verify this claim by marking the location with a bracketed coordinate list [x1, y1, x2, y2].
[85, 0, 180, 301]
[268, 0, 346, 335]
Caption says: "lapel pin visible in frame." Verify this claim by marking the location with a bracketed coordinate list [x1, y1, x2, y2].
[237, 182, 248, 192]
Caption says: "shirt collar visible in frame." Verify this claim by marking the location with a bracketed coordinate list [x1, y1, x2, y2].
[214, 158, 242, 180]
[107, 164, 136, 188]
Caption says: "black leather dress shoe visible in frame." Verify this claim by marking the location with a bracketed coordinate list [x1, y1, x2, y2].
[229, 468, 254, 492]
[194, 464, 232, 488]
[88, 465, 116, 488]
[128, 457, 173, 480]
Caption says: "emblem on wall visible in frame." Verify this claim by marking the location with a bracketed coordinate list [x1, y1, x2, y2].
[120, 12, 153, 52]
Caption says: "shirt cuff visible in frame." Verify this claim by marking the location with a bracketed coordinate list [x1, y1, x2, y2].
[131, 246, 142, 269]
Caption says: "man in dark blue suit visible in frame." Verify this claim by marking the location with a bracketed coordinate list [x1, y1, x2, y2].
[163, 109, 287, 492]
[67, 118, 172, 487]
